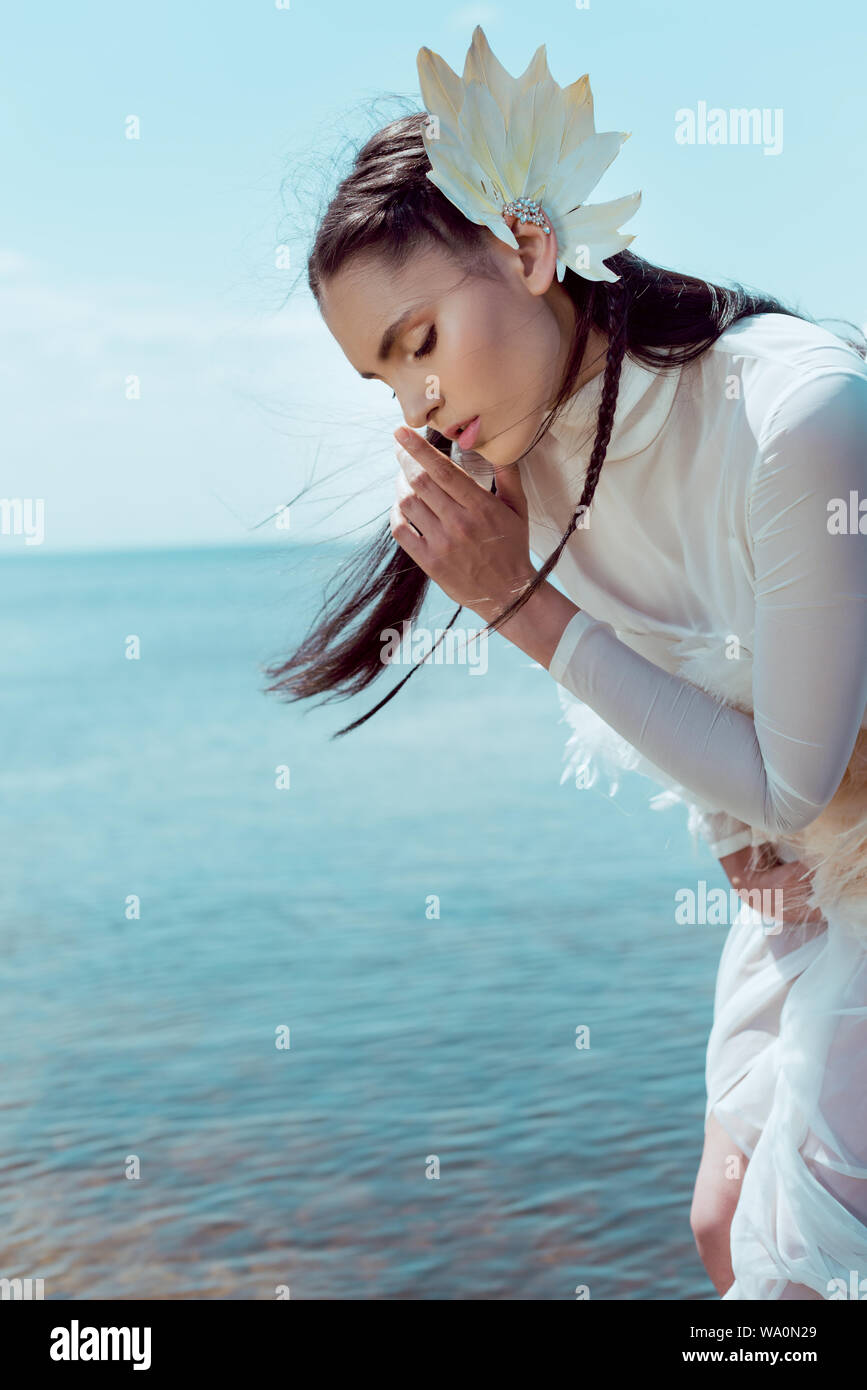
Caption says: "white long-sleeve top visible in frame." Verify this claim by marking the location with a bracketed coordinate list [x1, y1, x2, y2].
[457, 312, 867, 858]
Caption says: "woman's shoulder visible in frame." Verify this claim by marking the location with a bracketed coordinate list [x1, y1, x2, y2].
[707, 311, 867, 384]
[697, 312, 867, 448]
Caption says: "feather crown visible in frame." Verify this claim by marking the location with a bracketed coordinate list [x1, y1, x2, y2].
[416, 25, 641, 284]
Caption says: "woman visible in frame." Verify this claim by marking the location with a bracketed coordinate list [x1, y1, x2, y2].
[266, 27, 867, 1298]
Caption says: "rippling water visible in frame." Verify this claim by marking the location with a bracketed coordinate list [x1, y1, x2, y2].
[0, 542, 731, 1299]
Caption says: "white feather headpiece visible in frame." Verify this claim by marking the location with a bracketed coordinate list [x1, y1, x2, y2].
[416, 25, 641, 284]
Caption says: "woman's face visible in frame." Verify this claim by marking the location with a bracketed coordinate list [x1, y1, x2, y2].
[319, 228, 580, 467]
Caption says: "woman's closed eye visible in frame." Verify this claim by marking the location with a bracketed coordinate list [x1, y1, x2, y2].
[390, 325, 437, 400]
[414, 325, 437, 359]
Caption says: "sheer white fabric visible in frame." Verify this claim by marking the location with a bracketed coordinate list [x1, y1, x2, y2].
[501, 312, 867, 1299]
[708, 885, 867, 1300]
[546, 364, 867, 840]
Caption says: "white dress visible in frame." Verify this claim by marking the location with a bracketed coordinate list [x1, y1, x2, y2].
[453, 311, 867, 1299]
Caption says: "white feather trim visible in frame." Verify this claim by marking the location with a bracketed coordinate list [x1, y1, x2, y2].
[557, 627, 867, 935]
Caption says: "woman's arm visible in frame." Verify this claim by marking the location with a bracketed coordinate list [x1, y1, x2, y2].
[503, 370, 867, 842]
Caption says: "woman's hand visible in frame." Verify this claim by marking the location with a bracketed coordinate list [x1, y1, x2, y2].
[391, 426, 535, 618]
[720, 842, 827, 928]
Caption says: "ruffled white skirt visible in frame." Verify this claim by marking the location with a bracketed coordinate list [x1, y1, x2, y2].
[554, 681, 867, 1298]
[706, 876, 867, 1300]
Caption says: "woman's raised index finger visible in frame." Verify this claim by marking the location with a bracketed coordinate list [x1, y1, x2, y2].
[394, 426, 481, 505]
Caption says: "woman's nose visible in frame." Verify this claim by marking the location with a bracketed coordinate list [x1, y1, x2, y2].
[402, 402, 438, 430]
[398, 384, 442, 431]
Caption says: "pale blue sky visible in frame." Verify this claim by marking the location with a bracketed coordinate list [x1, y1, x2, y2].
[2, 0, 864, 552]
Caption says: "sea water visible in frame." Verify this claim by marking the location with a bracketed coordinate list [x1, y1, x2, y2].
[0, 541, 731, 1300]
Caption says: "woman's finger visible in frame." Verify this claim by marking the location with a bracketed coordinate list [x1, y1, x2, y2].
[396, 490, 441, 542]
[394, 442, 468, 526]
[395, 428, 492, 507]
[747, 842, 784, 873]
[390, 498, 425, 552]
[731, 859, 826, 926]
[394, 468, 444, 539]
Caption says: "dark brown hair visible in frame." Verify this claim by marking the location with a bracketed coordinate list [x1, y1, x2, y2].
[263, 110, 867, 737]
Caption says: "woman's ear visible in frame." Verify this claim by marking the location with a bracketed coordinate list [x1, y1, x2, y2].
[501, 210, 560, 296]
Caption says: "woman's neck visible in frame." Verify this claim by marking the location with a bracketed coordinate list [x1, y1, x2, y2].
[575, 323, 609, 392]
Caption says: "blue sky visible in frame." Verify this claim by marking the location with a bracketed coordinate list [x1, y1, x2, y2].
[2, 0, 864, 553]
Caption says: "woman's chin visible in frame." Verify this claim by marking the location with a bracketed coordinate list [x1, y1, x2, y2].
[460, 416, 538, 469]
[487, 422, 545, 467]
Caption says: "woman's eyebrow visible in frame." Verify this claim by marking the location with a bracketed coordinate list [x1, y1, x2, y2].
[358, 306, 423, 378]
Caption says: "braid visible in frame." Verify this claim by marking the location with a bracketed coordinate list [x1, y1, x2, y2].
[576, 283, 629, 513]
[474, 276, 630, 641]
[536, 277, 629, 581]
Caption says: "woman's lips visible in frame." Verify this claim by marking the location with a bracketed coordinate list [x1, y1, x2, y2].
[456, 415, 481, 450]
